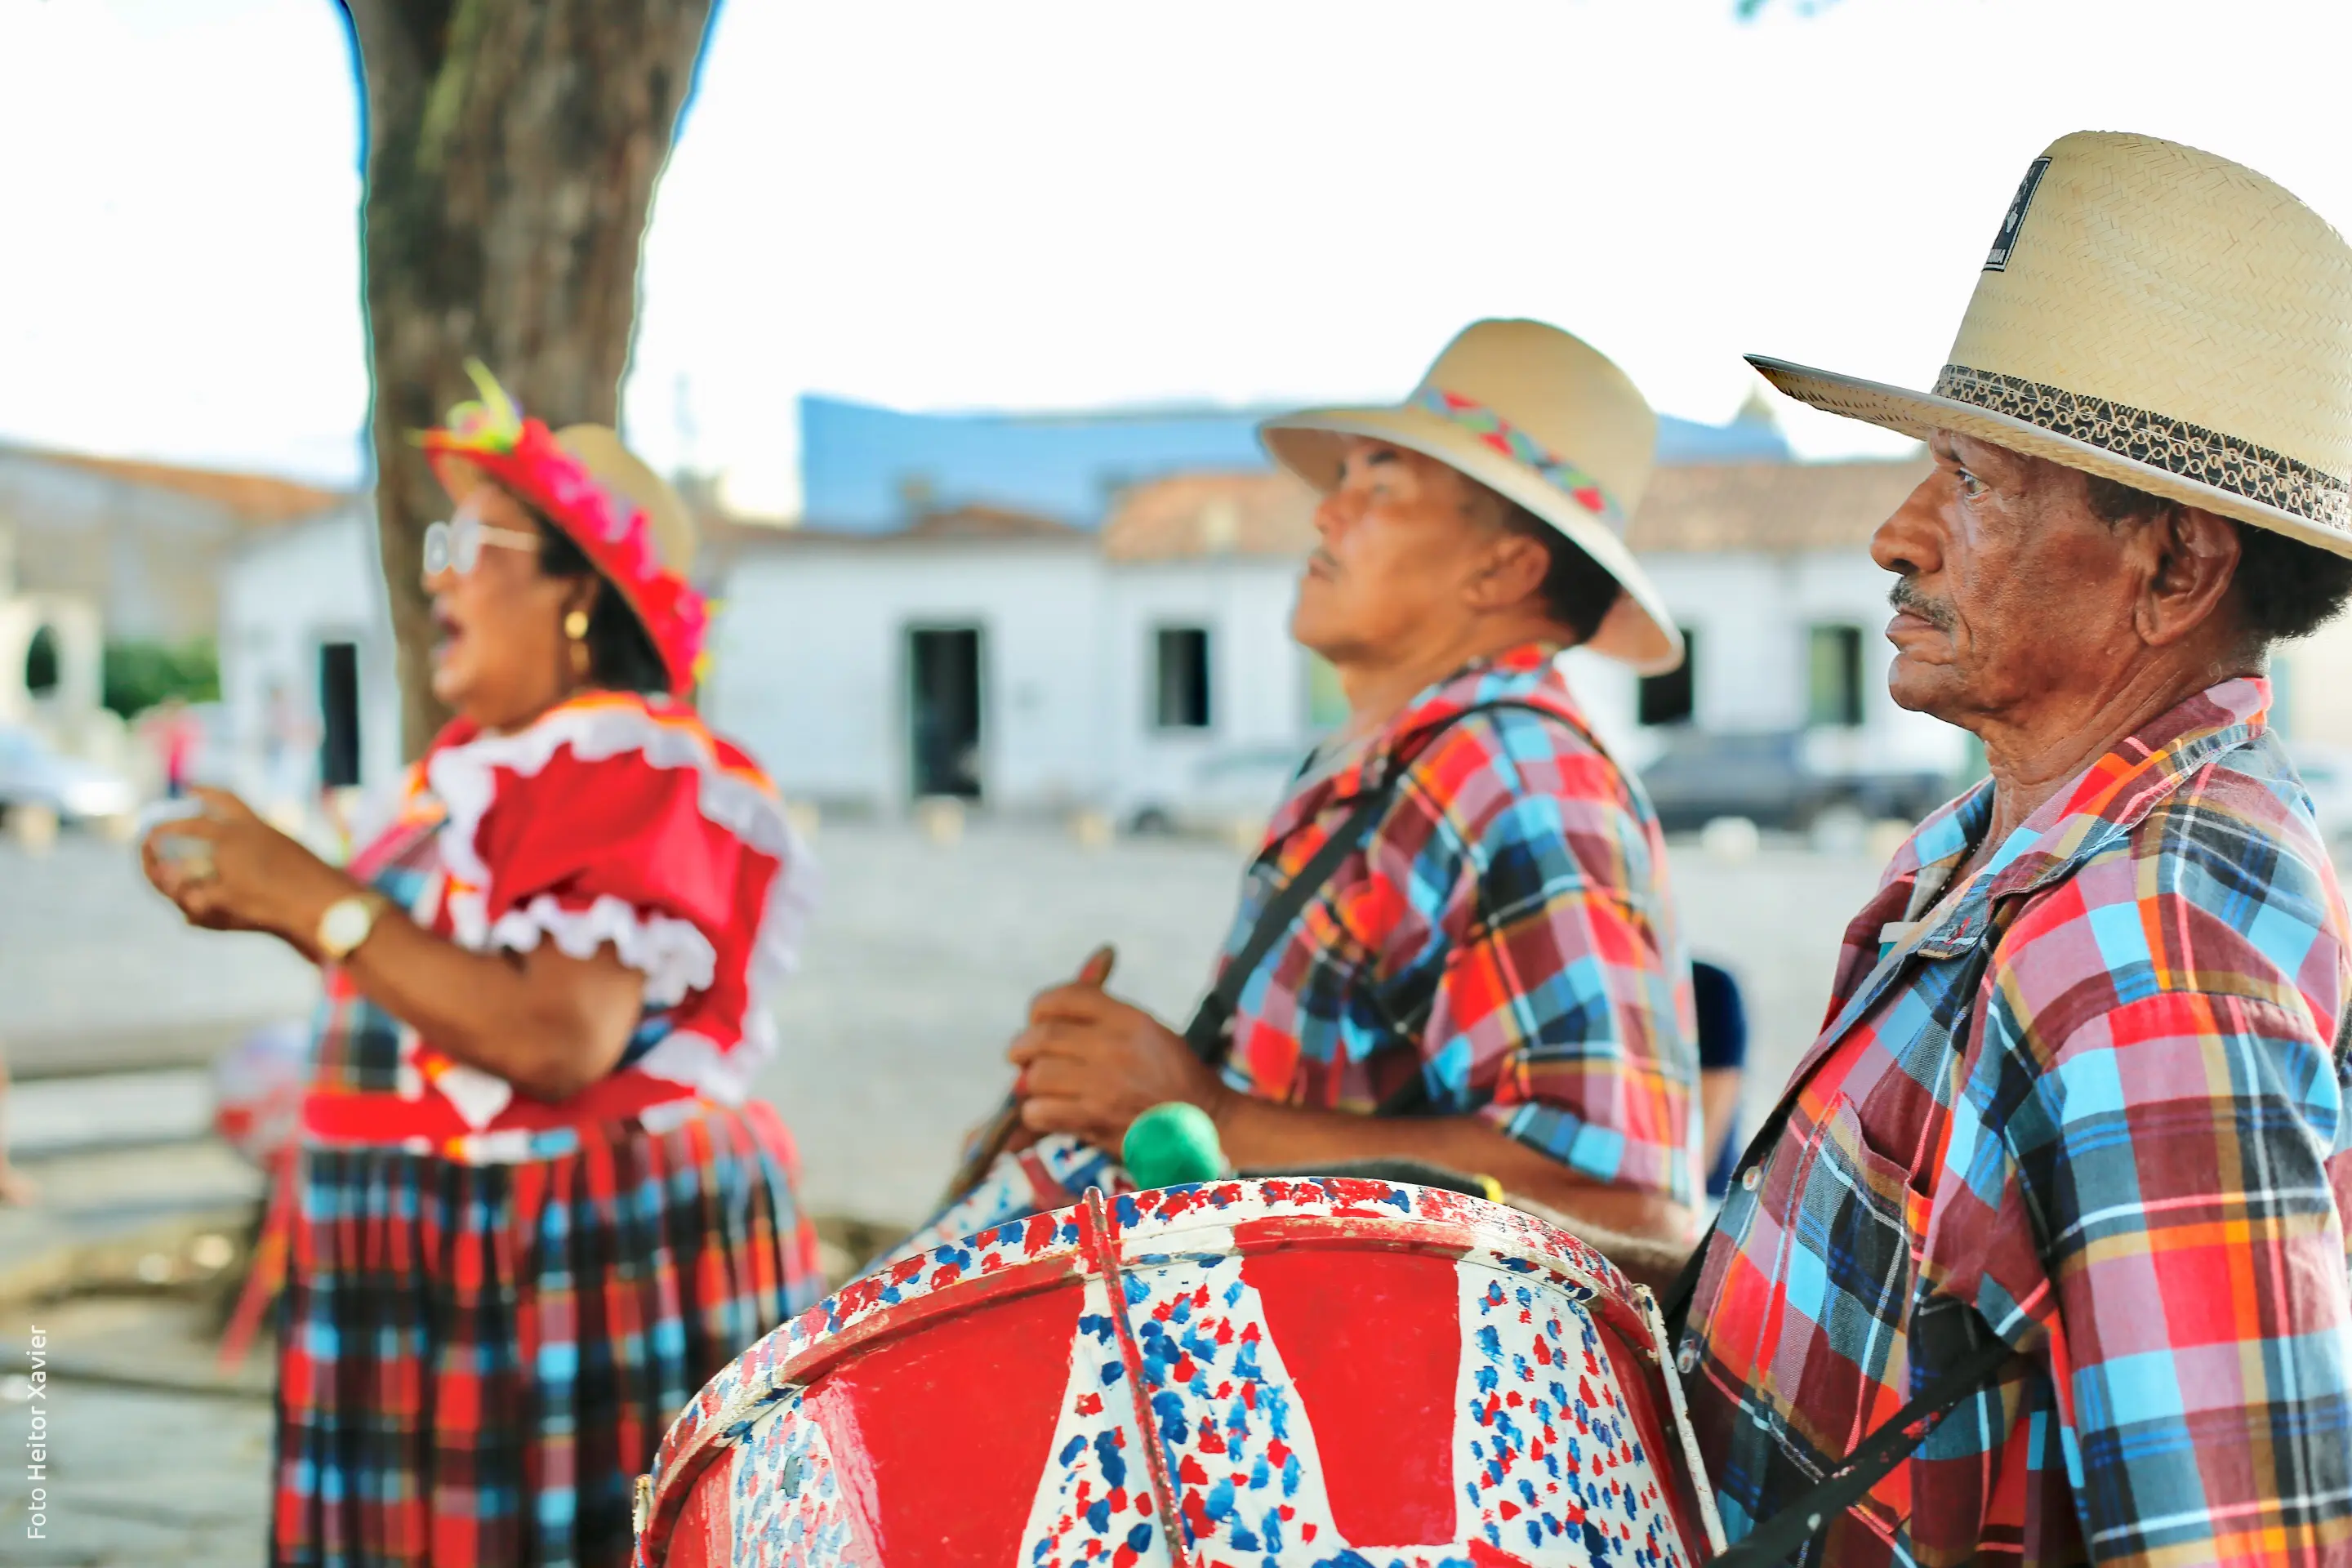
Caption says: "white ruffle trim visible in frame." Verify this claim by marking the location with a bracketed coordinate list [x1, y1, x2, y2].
[425, 697, 817, 1103]
[486, 894, 719, 1010]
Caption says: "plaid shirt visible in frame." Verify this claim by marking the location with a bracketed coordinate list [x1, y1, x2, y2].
[1212, 644, 1701, 1204]
[1682, 678, 2352, 1566]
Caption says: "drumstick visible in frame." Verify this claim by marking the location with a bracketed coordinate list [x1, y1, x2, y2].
[936, 943, 1116, 1208]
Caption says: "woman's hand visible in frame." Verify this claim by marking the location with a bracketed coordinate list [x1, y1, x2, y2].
[140, 787, 355, 955]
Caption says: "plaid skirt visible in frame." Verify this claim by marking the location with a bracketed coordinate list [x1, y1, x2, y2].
[270, 1100, 822, 1568]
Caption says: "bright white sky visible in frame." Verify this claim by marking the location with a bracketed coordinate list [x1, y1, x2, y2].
[5, 0, 2352, 512]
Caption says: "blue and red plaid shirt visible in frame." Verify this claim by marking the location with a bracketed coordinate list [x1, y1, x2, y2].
[1210, 644, 1702, 1205]
[1682, 677, 2352, 1566]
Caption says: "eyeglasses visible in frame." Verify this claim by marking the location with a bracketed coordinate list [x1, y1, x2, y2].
[422, 506, 541, 577]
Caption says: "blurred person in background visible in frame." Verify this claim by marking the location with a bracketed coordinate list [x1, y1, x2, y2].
[1691, 958, 1748, 1205]
[260, 679, 318, 820]
[940, 320, 1706, 1246]
[142, 368, 820, 1568]
[144, 693, 202, 798]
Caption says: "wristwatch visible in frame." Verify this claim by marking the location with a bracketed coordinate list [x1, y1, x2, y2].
[316, 892, 390, 962]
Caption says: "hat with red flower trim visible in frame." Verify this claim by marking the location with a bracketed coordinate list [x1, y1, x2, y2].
[417, 362, 709, 695]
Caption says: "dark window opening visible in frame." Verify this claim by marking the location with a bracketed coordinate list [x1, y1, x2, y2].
[1637, 627, 1698, 727]
[909, 626, 984, 798]
[1153, 627, 1212, 730]
[24, 626, 58, 695]
[318, 642, 361, 789]
[1807, 624, 1866, 728]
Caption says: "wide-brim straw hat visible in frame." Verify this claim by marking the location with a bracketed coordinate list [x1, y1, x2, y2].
[1259, 318, 1683, 674]
[1751, 130, 2352, 558]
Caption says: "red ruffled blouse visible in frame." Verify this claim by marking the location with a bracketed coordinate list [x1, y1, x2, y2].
[300, 690, 814, 1160]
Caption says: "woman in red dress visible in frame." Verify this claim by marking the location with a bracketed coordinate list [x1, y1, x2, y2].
[142, 367, 822, 1568]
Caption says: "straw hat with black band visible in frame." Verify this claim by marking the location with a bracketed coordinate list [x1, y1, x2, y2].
[1259, 318, 1686, 675]
[1750, 130, 2352, 559]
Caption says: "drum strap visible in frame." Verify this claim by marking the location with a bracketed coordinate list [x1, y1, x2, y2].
[1703, 1332, 2014, 1567]
[1181, 701, 1569, 1063]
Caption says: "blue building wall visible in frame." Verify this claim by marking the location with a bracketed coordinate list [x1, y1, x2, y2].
[800, 394, 1793, 532]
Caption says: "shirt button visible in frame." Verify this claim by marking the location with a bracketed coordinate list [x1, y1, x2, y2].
[1677, 1344, 1698, 1376]
[1740, 1166, 1761, 1193]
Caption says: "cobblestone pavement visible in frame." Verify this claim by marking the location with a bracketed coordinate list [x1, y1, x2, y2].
[0, 818, 1890, 1564]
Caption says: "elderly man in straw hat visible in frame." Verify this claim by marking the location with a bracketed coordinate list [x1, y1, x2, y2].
[1570, 132, 2352, 1567]
[973, 318, 1703, 1238]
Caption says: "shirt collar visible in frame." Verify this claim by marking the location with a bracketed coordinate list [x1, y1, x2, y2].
[1888, 675, 2273, 958]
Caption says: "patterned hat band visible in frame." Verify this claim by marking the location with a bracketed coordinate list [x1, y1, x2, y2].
[1932, 363, 2352, 532]
[1410, 386, 1626, 528]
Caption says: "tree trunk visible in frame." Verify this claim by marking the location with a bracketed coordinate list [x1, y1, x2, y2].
[339, 0, 715, 760]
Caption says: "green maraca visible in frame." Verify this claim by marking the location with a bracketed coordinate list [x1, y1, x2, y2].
[1121, 1102, 1227, 1189]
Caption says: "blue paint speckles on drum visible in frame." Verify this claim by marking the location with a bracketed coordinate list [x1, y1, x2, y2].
[1454, 1263, 1695, 1564]
[1093, 1429, 1127, 1490]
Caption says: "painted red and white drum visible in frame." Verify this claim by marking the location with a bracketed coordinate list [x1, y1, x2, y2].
[637, 1179, 1723, 1567]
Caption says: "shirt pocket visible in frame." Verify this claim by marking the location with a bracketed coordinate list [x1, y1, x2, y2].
[1762, 1094, 1922, 1490]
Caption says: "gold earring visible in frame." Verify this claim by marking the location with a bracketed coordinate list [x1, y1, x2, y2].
[564, 608, 591, 681]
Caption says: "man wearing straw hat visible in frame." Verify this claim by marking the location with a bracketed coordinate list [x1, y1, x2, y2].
[1579, 133, 2352, 1566]
[996, 319, 1704, 1239]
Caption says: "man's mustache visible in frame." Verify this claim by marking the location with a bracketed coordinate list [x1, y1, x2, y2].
[1888, 577, 1954, 631]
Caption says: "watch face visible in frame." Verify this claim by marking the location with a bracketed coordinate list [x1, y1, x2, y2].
[323, 898, 372, 955]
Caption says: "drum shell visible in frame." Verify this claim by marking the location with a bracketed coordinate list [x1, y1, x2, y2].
[636, 1178, 1723, 1567]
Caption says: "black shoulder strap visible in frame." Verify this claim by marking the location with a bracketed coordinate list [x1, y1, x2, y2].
[1180, 700, 1566, 1061]
[1705, 1330, 2015, 1566]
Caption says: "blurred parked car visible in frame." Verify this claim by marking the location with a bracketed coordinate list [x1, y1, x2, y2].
[0, 724, 139, 828]
[1120, 743, 1303, 839]
[2287, 742, 2352, 850]
[1638, 728, 1952, 834]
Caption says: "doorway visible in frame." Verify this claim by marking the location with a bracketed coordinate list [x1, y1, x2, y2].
[907, 626, 983, 799]
[318, 641, 361, 790]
